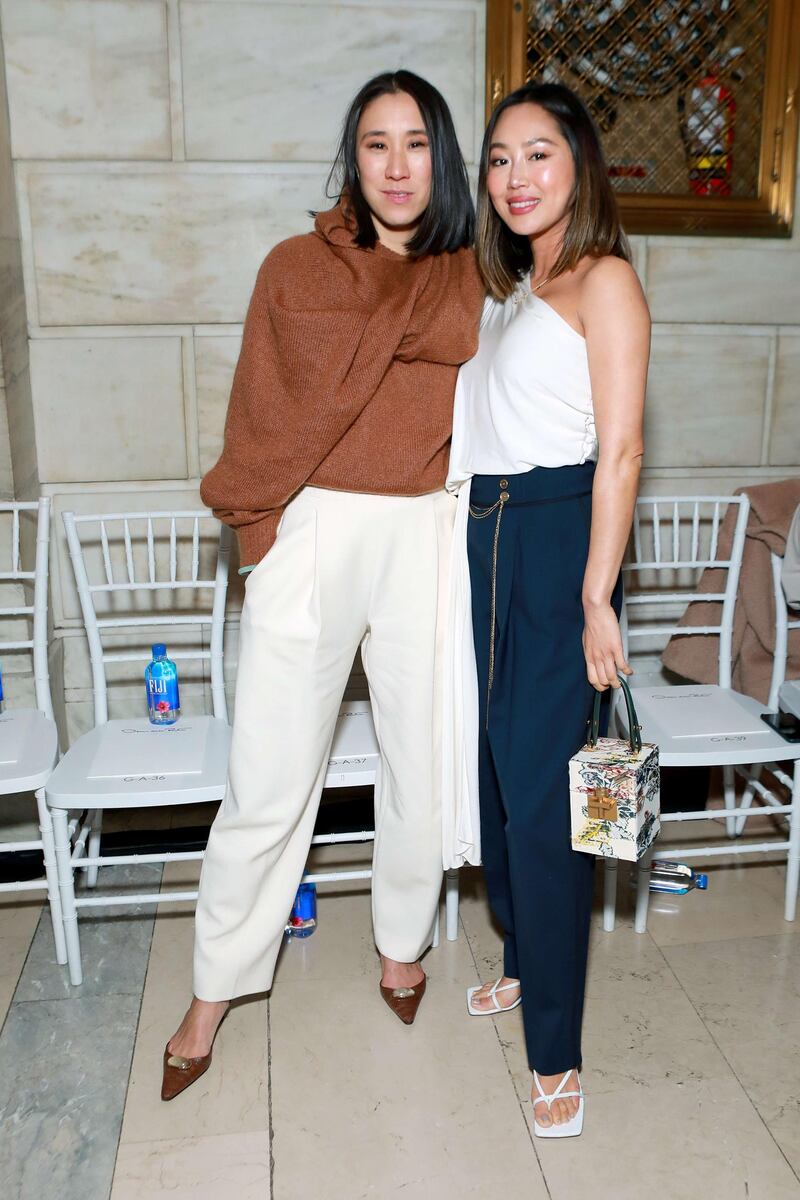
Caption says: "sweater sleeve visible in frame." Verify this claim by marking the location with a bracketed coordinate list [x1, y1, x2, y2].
[200, 243, 398, 564]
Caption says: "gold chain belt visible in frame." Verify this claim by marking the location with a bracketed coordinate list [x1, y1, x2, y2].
[469, 479, 509, 726]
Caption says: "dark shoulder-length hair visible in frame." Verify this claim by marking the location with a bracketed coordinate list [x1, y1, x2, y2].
[477, 82, 629, 299]
[326, 70, 474, 257]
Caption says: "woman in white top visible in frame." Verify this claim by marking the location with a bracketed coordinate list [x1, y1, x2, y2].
[445, 83, 650, 1137]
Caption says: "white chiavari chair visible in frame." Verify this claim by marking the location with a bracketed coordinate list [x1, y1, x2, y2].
[46, 510, 232, 985]
[729, 551, 800, 839]
[0, 498, 66, 962]
[603, 495, 800, 934]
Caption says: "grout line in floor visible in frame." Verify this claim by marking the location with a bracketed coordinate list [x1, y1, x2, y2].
[0, 901, 44, 1041]
[458, 909, 553, 1199]
[267, 996, 275, 1199]
[107, 864, 164, 1200]
[5, 990, 151, 1005]
[651, 930, 800, 1187]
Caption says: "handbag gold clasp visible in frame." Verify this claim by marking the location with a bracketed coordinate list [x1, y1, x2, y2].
[587, 786, 618, 822]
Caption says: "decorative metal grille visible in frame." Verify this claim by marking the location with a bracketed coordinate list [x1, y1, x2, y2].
[525, 0, 771, 198]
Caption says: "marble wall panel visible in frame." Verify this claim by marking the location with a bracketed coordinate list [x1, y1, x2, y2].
[181, 2, 479, 163]
[647, 247, 800, 325]
[644, 329, 769, 468]
[0, 41, 34, 496]
[628, 236, 647, 284]
[194, 335, 241, 474]
[0, 57, 17, 245]
[26, 168, 326, 325]
[638, 471, 796, 496]
[1, 0, 171, 160]
[30, 337, 187, 484]
[769, 332, 800, 467]
[0, 346, 14, 498]
[62, 695, 93, 744]
[3, 361, 37, 497]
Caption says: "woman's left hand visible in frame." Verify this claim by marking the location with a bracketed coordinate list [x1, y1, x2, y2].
[582, 601, 632, 692]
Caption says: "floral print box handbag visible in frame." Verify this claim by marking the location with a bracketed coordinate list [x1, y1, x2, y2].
[569, 677, 660, 862]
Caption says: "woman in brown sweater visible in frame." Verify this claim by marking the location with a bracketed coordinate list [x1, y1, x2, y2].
[162, 71, 484, 1099]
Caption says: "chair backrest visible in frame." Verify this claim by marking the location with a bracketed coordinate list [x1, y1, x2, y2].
[768, 550, 800, 710]
[0, 497, 54, 720]
[62, 509, 232, 726]
[622, 495, 750, 689]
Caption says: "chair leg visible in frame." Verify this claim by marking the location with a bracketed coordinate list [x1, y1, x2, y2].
[785, 761, 800, 923]
[723, 764, 738, 838]
[51, 806, 83, 986]
[634, 847, 654, 934]
[36, 789, 67, 966]
[734, 765, 760, 837]
[445, 868, 459, 941]
[86, 808, 103, 888]
[603, 858, 618, 933]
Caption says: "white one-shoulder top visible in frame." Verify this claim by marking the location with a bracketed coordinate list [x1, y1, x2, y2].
[441, 275, 596, 870]
[447, 274, 596, 489]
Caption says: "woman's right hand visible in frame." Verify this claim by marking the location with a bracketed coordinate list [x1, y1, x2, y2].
[582, 599, 632, 692]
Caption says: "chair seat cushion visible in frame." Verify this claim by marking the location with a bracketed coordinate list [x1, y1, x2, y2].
[46, 715, 231, 810]
[0, 709, 58, 792]
[616, 684, 800, 767]
[325, 700, 379, 787]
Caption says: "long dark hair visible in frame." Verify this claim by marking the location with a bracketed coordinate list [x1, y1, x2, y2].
[326, 70, 474, 257]
[476, 82, 629, 299]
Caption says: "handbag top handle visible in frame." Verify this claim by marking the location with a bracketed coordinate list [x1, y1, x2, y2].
[587, 675, 642, 754]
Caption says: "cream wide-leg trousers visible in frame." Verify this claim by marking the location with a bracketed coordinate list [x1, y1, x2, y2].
[193, 485, 456, 1001]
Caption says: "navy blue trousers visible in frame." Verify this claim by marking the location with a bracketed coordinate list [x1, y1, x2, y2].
[467, 462, 622, 1075]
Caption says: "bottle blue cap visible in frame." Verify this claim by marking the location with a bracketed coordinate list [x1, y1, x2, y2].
[695, 873, 709, 890]
[152, 643, 167, 658]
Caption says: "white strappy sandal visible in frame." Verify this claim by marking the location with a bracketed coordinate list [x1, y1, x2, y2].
[466, 977, 522, 1016]
[532, 1069, 584, 1138]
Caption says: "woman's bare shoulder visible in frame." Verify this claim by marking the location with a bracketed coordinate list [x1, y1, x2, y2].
[580, 255, 650, 325]
[582, 253, 642, 291]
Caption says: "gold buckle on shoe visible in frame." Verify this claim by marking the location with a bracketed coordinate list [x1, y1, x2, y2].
[167, 1054, 194, 1070]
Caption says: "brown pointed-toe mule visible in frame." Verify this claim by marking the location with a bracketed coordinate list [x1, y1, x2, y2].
[161, 1045, 213, 1101]
[161, 1006, 230, 1102]
[379, 973, 426, 1025]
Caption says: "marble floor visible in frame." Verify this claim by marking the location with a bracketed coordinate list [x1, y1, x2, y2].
[1, 806, 799, 1200]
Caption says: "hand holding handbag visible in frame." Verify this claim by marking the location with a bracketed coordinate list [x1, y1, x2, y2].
[569, 676, 660, 861]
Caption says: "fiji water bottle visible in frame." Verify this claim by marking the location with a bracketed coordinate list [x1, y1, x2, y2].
[145, 644, 180, 725]
[648, 860, 708, 895]
[286, 883, 317, 938]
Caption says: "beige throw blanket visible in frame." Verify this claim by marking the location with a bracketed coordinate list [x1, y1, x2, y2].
[661, 478, 800, 704]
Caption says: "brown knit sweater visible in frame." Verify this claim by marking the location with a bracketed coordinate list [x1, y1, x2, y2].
[200, 204, 485, 564]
